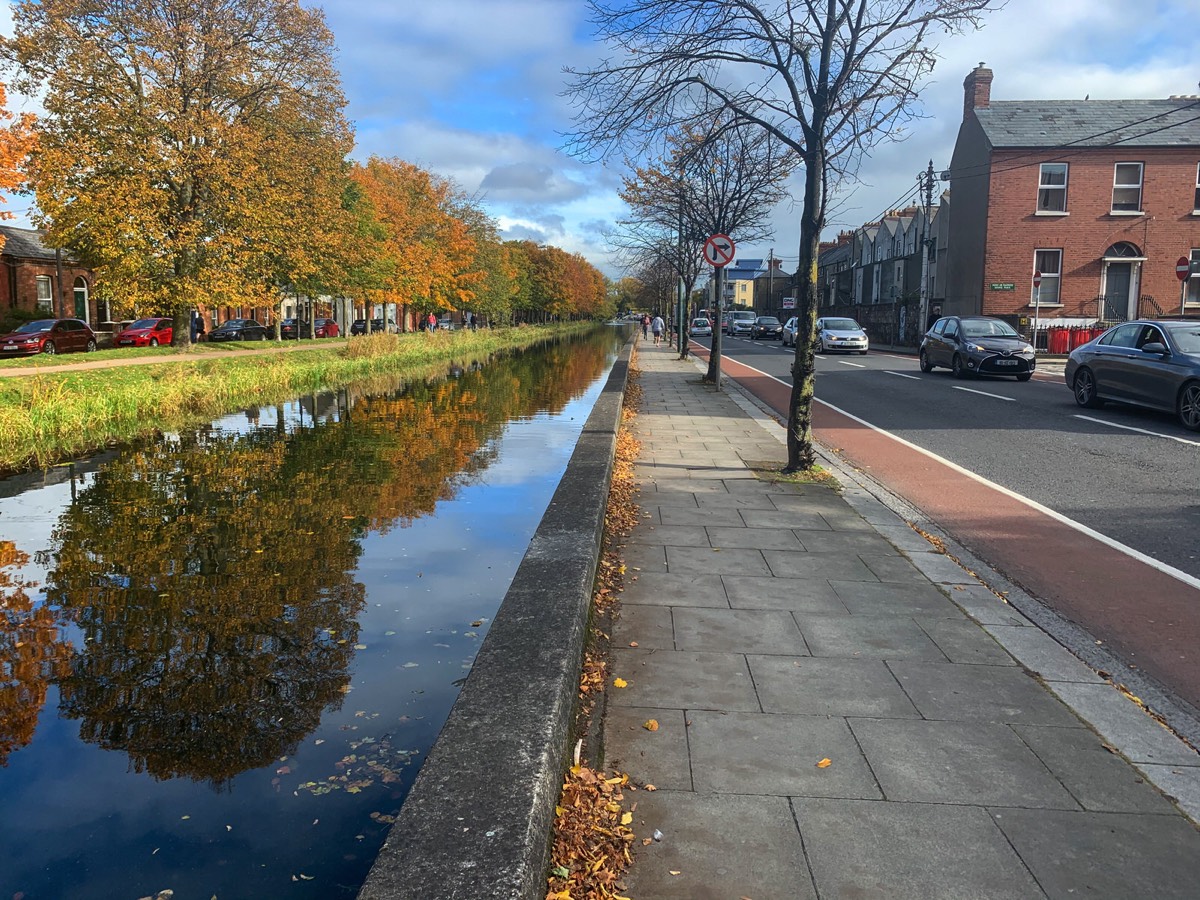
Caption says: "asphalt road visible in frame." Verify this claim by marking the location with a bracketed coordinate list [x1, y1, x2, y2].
[695, 333, 1200, 580]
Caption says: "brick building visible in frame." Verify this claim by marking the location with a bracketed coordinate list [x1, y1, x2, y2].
[944, 64, 1200, 331]
[0, 225, 98, 324]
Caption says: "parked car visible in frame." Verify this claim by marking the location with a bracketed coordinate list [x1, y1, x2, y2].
[370, 318, 399, 334]
[209, 318, 270, 342]
[727, 310, 756, 336]
[314, 318, 340, 338]
[280, 318, 312, 340]
[749, 316, 783, 340]
[920, 315, 1034, 380]
[782, 317, 800, 347]
[1065, 319, 1200, 431]
[350, 318, 369, 336]
[816, 317, 869, 354]
[689, 317, 713, 337]
[0, 318, 97, 356]
[114, 317, 173, 347]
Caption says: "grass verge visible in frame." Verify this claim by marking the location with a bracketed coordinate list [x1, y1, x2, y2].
[0, 324, 592, 474]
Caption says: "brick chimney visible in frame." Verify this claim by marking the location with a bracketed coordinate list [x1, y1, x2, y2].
[963, 63, 993, 120]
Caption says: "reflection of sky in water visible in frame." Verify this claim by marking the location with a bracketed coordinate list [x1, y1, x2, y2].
[0, 335, 620, 899]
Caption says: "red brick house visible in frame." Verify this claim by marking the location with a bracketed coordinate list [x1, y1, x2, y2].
[0, 225, 99, 324]
[944, 65, 1200, 332]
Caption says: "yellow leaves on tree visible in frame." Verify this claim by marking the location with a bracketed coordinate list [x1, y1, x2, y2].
[0, 82, 35, 249]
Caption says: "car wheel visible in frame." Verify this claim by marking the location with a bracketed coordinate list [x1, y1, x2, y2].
[919, 349, 933, 373]
[1178, 381, 1200, 432]
[1016, 372, 1032, 382]
[1073, 369, 1104, 409]
[259, 332, 267, 341]
[951, 354, 968, 378]
[85, 339, 97, 353]
[149, 337, 158, 347]
[42, 341, 56, 355]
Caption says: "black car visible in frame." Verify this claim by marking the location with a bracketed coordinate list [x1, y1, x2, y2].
[209, 318, 270, 342]
[280, 318, 313, 339]
[920, 316, 1035, 381]
[350, 319, 369, 335]
[749, 316, 783, 340]
[1064, 319, 1200, 431]
[370, 318, 399, 334]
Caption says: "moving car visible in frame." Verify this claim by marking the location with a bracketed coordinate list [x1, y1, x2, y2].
[0, 318, 97, 356]
[782, 317, 800, 347]
[727, 310, 756, 336]
[1065, 319, 1200, 431]
[920, 315, 1034, 380]
[314, 318, 340, 338]
[749, 316, 783, 340]
[114, 317, 173, 347]
[209, 318, 270, 342]
[689, 317, 713, 337]
[816, 317, 869, 354]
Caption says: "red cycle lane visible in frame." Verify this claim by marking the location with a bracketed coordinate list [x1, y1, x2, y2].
[693, 346, 1200, 711]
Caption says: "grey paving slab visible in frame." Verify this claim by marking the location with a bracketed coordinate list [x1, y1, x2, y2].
[889, 661, 1083, 726]
[622, 572, 729, 608]
[749, 655, 921, 718]
[603, 706, 692, 791]
[851, 718, 1079, 808]
[796, 614, 947, 660]
[860, 553, 928, 584]
[831, 580, 963, 617]
[672, 608, 809, 655]
[666, 545, 771, 576]
[637, 492, 699, 509]
[695, 493, 775, 509]
[704, 525, 804, 551]
[723, 574, 849, 614]
[658, 505, 742, 526]
[983, 625, 1104, 682]
[816, 510, 877, 532]
[625, 792, 815, 900]
[763, 550, 878, 581]
[739, 508, 833, 530]
[609, 649, 760, 711]
[918, 617, 1017, 666]
[628, 522, 711, 548]
[905, 549, 982, 584]
[795, 798, 1045, 900]
[793, 529, 899, 555]
[767, 488, 851, 514]
[623, 542, 667, 573]
[993, 808, 1200, 900]
[1048, 682, 1200, 765]
[947, 583, 1033, 626]
[611, 604, 674, 650]
[872, 522, 940, 554]
[1012, 724, 1182, 814]
[1138, 764, 1200, 822]
[687, 710, 881, 798]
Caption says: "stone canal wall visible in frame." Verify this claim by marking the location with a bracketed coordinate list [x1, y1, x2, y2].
[359, 336, 634, 900]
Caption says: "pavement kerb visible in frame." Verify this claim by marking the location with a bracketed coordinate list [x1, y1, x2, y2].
[681, 348, 1200, 823]
[357, 338, 633, 900]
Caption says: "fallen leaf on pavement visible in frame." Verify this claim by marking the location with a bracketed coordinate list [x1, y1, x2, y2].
[817, 758, 832, 768]
[643, 719, 659, 732]
[613, 677, 628, 688]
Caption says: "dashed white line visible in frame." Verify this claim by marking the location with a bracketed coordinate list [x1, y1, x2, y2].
[952, 386, 1015, 402]
[886, 371, 921, 380]
[1074, 415, 1200, 447]
[838, 361, 867, 368]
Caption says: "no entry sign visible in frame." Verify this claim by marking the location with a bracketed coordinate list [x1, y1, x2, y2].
[703, 234, 735, 267]
[1177, 256, 1191, 281]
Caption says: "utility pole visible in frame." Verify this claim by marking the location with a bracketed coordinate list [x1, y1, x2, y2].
[768, 248, 774, 317]
[918, 160, 935, 340]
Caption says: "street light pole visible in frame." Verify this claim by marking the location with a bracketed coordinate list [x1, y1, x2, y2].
[918, 161, 934, 340]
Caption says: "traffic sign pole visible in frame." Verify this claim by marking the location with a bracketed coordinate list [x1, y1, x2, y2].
[1177, 256, 1191, 315]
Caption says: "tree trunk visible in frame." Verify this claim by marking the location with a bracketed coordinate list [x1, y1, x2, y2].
[786, 149, 824, 472]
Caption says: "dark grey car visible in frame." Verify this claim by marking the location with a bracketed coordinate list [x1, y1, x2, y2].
[920, 315, 1035, 381]
[209, 318, 270, 342]
[1064, 319, 1200, 431]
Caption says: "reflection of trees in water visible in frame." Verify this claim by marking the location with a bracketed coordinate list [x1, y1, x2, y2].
[36, 329, 621, 783]
[0, 541, 72, 766]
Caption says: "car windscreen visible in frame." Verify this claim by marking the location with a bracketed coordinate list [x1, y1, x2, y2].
[129, 318, 159, 329]
[732, 312, 755, 320]
[15, 320, 55, 333]
[757, 318, 780, 325]
[1166, 324, 1200, 354]
[962, 320, 1019, 338]
[822, 319, 861, 331]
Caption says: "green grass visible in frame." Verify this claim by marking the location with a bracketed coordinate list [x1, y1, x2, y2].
[0, 324, 594, 473]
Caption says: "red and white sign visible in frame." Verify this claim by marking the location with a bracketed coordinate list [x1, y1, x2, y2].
[1033, 271, 1042, 289]
[703, 234, 736, 267]
[1176, 256, 1191, 281]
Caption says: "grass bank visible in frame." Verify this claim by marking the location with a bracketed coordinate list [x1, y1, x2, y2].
[0, 323, 595, 474]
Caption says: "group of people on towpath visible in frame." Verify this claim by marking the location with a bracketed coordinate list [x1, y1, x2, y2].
[641, 313, 665, 346]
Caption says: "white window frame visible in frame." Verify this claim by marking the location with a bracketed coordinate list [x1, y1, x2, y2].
[1111, 162, 1143, 214]
[1193, 163, 1200, 213]
[35, 275, 53, 312]
[1188, 249, 1200, 306]
[1037, 163, 1068, 213]
[1031, 249, 1062, 306]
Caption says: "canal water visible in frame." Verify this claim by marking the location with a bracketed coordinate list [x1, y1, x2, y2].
[0, 328, 628, 899]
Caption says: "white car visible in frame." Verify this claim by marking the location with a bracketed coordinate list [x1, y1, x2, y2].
[689, 317, 713, 337]
[728, 311, 756, 336]
[816, 317, 869, 354]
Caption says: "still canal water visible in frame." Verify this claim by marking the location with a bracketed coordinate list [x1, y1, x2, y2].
[0, 328, 628, 899]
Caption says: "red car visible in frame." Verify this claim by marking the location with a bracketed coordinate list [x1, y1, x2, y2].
[0, 318, 97, 356]
[314, 318, 339, 338]
[114, 317, 173, 347]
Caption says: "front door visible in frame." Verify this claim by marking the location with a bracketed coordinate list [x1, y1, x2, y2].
[1105, 263, 1132, 320]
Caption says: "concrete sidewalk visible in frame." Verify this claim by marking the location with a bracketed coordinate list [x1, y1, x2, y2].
[603, 340, 1200, 900]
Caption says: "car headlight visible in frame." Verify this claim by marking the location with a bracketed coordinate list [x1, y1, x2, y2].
[968, 343, 987, 352]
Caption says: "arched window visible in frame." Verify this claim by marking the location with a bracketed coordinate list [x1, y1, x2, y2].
[1104, 242, 1141, 259]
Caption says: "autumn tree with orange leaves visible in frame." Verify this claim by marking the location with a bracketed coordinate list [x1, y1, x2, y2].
[0, 82, 35, 250]
[1, 0, 353, 342]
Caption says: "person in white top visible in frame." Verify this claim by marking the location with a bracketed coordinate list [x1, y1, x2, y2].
[651, 315, 664, 346]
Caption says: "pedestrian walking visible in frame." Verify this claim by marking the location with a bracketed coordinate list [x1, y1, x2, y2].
[641, 314, 650, 340]
[427, 312, 437, 333]
[651, 314, 664, 346]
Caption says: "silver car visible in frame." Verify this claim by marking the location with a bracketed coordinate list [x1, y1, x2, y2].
[1065, 319, 1200, 431]
[816, 317, 869, 354]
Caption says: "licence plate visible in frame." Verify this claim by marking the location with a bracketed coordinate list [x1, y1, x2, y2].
[119, 340, 132, 345]
[995, 359, 1018, 366]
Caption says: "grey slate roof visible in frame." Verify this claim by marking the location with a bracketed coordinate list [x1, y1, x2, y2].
[975, 98, 1200, 148]
[0, 225, 57, 261]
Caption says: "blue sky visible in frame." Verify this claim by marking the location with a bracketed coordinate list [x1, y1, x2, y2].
[4, 0, 1198, 279]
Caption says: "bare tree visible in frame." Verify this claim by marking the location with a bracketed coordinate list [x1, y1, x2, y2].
[568, 0, 998, 469]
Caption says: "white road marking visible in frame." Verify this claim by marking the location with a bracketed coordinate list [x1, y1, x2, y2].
[952, 386, 1015, 402]
[838, 361, 867, 368]
[719, 357, 1200, 593]
[886, 371, 921, 380]
[1074, 415, 1200, 448]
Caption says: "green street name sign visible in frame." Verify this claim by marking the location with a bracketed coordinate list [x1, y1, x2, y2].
[989, 282, 1016, 291]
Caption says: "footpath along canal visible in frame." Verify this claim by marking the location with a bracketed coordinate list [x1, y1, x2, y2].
[0, 327, 629, 899]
